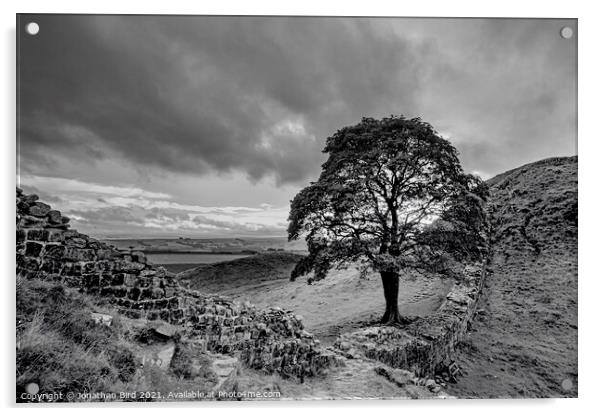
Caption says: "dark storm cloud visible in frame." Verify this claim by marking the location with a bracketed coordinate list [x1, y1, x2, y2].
[18, 15, 428, 184]
[18, 15, 576, 186]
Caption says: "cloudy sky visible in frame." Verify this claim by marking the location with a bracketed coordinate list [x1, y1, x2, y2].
[17, 15, 576, 238]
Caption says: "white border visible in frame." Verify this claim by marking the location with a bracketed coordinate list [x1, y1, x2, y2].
[2, 1, 599, 415]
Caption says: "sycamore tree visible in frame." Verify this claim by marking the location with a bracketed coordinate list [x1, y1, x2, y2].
[288, 116, 488, 325]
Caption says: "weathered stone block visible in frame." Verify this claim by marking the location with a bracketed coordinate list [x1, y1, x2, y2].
[139, 287, 153, 299]
[140, 269, 156, 277]
[124, 309, 143, 319]
[43, 244, 66, 259]
[19, 215, 47, 228]
[123, 273, 137, 286]
[91, 312, 113, 326]
[85, 262, 100, 274]
[151, 288, 164, 299]
[116, 260, 145, 273]
[96, 249, 113, 260]
[170, 308, 184, 321]
[111, 273, 125, 285]
[160, 309, 170, 321]
[20, 256, 40, 272]
[64, 247, 84, 261]
[100, 287, 114, 296]
[16, 200, 30, 212]
[25, 242, 44, 257]
[17, 230, 26, 243]
[446, 291, 471, 305]
[83, 274, 100, 288]
[140, 300, 154, 310]
[28, 202, 51, 217]
[28, 202, 50, 217]
[131, 251, 146, 263]
[136, 276, 151, 288]
[86, 239, 102, 249]
[96, 260, 112, 271]
[39, 260, 63, 275]
[71, 262, 84, 275]
[130, 301, 144, 310]
[46, 229, 65, 242]
[65, 237, 87, 248]
[62, 262, 75, 275]
[26, 229, 46, 241]
[128, 287, 141, 300]
[111, 286, 127, 298]
[47, 210, 62, 224]
[63, 230, 81, 239]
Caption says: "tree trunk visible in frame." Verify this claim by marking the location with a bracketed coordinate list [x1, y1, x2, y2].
[380, 271, 404, 325]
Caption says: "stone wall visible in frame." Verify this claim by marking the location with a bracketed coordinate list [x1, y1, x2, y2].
[16, 187, 340, 379]
[333, 263, 487, 377]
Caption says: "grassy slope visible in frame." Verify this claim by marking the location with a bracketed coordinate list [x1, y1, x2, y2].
[16, 278, 217, 402]
[177, 252, 304, 292]
[177, 252, 451, 345]
[447, 156, 578, 398]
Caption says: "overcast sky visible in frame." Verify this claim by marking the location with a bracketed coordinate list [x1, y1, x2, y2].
[17, 15, 576, 238]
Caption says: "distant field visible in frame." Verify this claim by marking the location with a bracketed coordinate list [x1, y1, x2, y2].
[103, 236, 307, 253]
[146, 252, 251, 265]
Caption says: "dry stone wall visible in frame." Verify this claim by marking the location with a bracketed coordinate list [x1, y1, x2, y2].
[333, 263, 488, 377]
[16, 187, 341, 379]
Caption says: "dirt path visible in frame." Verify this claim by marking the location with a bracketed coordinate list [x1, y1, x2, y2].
[234, 354, 444, 400]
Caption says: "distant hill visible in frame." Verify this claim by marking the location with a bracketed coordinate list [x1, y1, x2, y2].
[177, 252, 304, 293]
[448, 155, 578, 398]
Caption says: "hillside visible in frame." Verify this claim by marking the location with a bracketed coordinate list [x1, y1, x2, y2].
[178, 252, 452, 345]
[178, 252, 304, 292]
[447, 156, 578, 398]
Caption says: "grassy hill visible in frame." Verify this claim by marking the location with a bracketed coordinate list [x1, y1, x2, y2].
[177, 252, 304, 293]
[447, 155, 578, 398]
[177, 250, 452, 346]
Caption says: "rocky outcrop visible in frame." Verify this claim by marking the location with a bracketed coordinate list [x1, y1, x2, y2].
[16, 187, 340, 379]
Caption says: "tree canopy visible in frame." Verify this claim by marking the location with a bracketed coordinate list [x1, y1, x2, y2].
[287, 116, 489, 323]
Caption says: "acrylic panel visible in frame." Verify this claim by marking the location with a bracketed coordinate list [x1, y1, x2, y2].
[16, 14, 577, 402]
